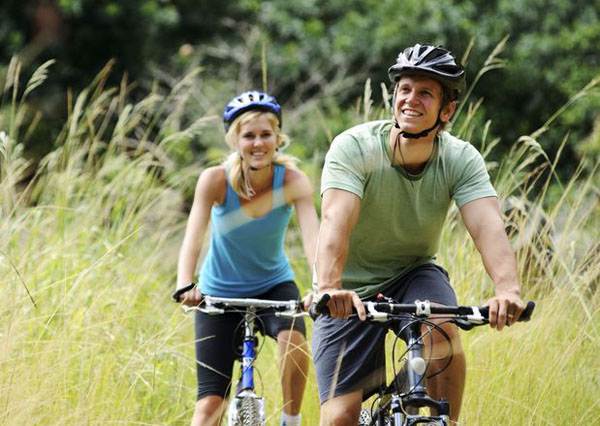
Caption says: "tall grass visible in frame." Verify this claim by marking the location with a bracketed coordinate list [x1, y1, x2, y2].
[1, 51, 598, 426]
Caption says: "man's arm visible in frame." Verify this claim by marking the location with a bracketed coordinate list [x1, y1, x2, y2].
[316, 188, 366, 320]
[459, 196, 525, 330]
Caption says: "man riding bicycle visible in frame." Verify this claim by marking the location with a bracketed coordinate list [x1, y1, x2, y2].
[312, 43, 526, 425]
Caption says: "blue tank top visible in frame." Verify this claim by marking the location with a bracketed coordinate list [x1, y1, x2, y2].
[199, 164, 295, 297]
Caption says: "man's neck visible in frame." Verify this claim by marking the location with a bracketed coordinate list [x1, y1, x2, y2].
[389, 127, 437, 172]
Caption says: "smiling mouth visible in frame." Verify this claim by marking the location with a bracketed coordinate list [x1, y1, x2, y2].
[401, 109, 422, 117]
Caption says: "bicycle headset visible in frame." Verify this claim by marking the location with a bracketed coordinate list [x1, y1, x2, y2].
[388, 44, 466, 139]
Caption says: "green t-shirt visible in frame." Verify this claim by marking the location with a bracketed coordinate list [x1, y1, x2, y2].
[321, 120, 497, 298]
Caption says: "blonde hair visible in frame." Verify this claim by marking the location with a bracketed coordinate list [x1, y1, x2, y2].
[224, 110, 298, 199]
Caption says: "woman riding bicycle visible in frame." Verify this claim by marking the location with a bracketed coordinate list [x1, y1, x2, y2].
[174, 91, 319, 426]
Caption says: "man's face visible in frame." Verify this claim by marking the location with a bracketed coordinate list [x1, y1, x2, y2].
[393, 75, 454, 134]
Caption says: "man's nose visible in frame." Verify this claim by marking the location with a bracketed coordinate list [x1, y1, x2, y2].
[404, 89, 417, 104]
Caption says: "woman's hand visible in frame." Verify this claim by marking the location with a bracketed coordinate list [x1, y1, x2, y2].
[180, 287, 202, 306]
[172, 283, 202, 306]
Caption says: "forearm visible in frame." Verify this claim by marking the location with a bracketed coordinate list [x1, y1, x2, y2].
[316, 219, 349, 291]
[473, 225, 520, 294]
[297, 203, 320, 269]
[302, 228, 318, 271]
[177, 238, 202, 287]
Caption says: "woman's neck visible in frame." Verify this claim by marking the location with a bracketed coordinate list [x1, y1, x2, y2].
[248, 163, 274, 195]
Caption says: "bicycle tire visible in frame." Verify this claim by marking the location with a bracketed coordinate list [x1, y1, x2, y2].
[358, 408, 372, 426]
[359, 408, 393, 426]
[236, 396, 264, 426]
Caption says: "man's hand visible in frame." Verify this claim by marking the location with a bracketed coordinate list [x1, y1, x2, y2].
[319, 289, 366, 321]
[485, 289, 525, 331]
[302, 292, 314, 312]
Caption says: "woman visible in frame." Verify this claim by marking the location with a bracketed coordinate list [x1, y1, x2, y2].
[174, 91, 319, 426]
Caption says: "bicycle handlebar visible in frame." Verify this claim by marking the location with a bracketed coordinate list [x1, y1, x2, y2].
[309, 294, 535, 327]
[182, 295, 307, 317]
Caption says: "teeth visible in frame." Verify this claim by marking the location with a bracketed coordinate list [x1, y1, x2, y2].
[402, 110, 421, 117]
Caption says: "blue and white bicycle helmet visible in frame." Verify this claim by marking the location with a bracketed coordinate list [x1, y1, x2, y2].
[223, 90, 282, 131]
[388, 44, 466, 100]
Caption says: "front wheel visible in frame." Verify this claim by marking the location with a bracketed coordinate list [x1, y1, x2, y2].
[359, 407, 393, 425]
[227, 394, 265, 426]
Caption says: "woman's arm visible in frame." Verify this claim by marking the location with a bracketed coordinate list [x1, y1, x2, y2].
[286, 169, 320, 268]
[176, 166, 225, 305]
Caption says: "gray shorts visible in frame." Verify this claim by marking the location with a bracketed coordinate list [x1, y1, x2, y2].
[311, 263, 457, 403]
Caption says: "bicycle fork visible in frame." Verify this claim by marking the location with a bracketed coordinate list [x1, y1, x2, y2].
[240, 309, 257, 391]
[228, 308, 266, 426]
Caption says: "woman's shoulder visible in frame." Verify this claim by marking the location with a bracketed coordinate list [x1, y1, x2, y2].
[283, 166, 313, 201]
[283, 165, 308, 183]
[196, 165, 227, 204]
[201, 165, 227, 179]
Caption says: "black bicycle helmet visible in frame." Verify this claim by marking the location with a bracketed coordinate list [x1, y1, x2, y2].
[223, 90, 282, 131]
[388, 44, 466, 100]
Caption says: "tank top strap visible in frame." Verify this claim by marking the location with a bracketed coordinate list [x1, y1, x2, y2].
[221, 163, 240, 210]
[272, 164, 287, 209]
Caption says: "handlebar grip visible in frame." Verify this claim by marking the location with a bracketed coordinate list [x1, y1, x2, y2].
[479, 300, 535, 322]
[171, 282, 197, 303]
[308, 294, 331, 320]
[519, 301, 535, 322]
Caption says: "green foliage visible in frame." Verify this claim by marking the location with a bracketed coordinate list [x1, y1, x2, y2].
[1, 1, 598, 181]
[1, 43, 599, 425]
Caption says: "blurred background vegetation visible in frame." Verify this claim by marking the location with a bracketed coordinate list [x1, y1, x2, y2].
[0, 2, 599, 424]
[1, 0, 599, 187]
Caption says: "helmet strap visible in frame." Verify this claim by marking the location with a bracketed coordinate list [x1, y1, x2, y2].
[393, 109, 443, 139]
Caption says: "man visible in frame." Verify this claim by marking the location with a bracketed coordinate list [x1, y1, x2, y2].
[312, 44, 526, 424]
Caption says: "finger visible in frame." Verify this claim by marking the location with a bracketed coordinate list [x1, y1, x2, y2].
[487, 300, 499, 329]
[183, 289, 201, 306]
[352, 293, 366, 321]
[512, 301, 525, 322]
[193, 289, 203, 305]
[497, 299, 509, 331]
[303, 293, 314, 311]
[332, 293, 353, 319]
[507, 300, 523, 325]
[330, 296, 344, 318]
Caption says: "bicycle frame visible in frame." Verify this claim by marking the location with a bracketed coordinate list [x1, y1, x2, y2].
[311, 296, 535, 426]
[185, 295, 306, 426]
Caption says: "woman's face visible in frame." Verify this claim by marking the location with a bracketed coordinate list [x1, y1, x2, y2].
[237, 114, 278, 170]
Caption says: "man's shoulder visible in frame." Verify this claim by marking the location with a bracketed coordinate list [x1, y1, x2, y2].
[331, 120, 389, 150]
[438, 131, 481, 159]
[340, 119, 389, 136]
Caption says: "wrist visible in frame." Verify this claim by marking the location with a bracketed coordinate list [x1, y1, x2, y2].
[318, 285, 342, 293]
[495, 284, 520, 296]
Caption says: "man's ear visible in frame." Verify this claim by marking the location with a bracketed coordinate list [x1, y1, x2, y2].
[440, 100, 457, 123]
